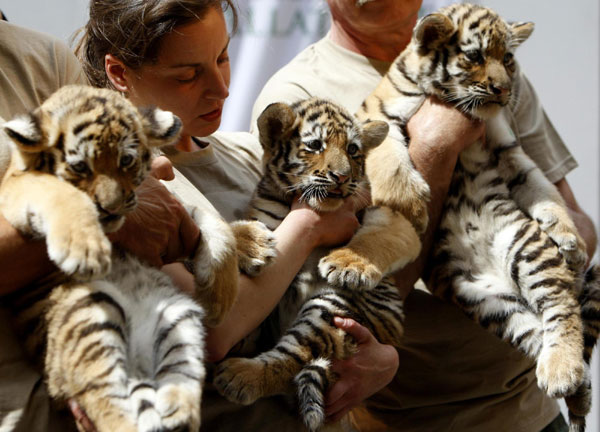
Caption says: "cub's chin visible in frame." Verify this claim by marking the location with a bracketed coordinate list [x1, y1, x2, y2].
[100, 214, 126, 233]
[471, 100, 505, 120]
[307, 196, 344, 213]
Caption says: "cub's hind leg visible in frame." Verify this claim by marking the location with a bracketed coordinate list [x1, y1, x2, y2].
[149, 292, 206, 431]
[44, 281, 137, 432]
[511, 223, 585, 397]
[213, 290, 359, 406]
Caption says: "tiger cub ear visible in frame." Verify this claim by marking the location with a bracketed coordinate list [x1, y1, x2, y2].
[256, 102, 297, 151]
[509, 22, 534, 48]
[414, 13, 455, 53]
[361, 120, 389, 153]
[138, 106, 183, 148]
[3, 111, 47, 153]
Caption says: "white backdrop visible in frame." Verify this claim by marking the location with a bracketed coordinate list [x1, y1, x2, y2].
[1, 0, 599, 429]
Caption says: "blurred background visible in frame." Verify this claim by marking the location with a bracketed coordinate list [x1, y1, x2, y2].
[1, 0, 598, 428]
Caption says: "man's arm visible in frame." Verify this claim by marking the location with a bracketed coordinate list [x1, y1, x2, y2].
[555, 178, 597, 263]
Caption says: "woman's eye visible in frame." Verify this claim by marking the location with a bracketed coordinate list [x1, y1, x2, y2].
[306, 140, 322, 151]
[176, 69, 200, 83]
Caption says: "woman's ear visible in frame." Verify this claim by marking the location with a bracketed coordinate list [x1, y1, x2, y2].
[105, 53, 131, 93]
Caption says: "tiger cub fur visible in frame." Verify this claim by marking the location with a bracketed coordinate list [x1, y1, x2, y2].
[351, 4, 599, 431]
[0, 85, 274, 432]
[213, 98, 406, 431]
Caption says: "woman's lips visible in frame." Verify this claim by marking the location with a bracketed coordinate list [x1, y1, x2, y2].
[199, 107, 222, 122]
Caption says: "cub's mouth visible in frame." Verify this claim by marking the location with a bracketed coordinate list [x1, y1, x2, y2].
[327, 187, 344, 198]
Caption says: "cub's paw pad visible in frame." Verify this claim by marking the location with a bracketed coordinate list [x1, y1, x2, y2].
[213, 358, 265, 405]
[47, 225, 111, 280]
[231, 220, 277, 276]
[318, 249, 381, 290]
[536, 347, 585, 398]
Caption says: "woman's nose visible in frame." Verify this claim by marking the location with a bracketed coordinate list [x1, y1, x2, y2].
[205, 67, 229, 100]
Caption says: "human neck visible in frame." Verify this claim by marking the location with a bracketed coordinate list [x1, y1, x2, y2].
[174, 134, 206, 152]
[329, 17, 415, 62]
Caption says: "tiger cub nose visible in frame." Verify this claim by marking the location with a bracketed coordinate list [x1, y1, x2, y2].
[329, 171, 349, 185]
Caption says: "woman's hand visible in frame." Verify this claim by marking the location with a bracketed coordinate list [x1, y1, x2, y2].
[290, 194, 365, 249]
[325, 317, 399, 423]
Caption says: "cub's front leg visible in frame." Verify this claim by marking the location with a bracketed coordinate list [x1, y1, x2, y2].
[0, 172, 111, 279]
[186, 206, 239, 327]
[231, 220, 277, 277]
[319, 135, 429, 290]
[488, 116, 587, 271]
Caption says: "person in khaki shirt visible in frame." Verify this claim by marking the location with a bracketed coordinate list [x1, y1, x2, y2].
[251, 1, 597, 431]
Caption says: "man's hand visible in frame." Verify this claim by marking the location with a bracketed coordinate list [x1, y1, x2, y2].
[108, 158, 200, 267]
[407, 96, 485, 158]
[325, 317, 399, 423]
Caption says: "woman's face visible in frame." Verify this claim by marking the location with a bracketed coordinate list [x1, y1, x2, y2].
[124, 6, 230, 137]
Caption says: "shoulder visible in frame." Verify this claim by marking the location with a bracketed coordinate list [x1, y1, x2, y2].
[0, 22, 88, 119]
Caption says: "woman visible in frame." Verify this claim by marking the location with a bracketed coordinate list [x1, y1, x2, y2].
[75, 0, 399, 430]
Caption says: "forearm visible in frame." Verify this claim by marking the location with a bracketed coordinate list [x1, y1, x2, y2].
[203, 215, 320, 361]
[393, 140, 460, 297]
[0, 214, 55, 295]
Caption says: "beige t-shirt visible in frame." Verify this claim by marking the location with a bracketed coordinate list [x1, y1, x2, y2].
[251, 34, 576, 431]
[0, 22, 87, 432]
[162, 131, 263, 223]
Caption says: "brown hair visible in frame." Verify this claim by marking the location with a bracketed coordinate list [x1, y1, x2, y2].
[75, 0, 238, 89]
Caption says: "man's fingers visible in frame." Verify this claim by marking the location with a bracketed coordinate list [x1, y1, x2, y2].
[333, 317, 372, 344]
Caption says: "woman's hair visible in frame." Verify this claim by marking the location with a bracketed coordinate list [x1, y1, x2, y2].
[75, 0, 238, 89]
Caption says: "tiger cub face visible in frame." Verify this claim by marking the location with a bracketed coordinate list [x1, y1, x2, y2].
[257, 98, 388, 212]
[408, 3, 534, 119]
[3, 85, 181, 232]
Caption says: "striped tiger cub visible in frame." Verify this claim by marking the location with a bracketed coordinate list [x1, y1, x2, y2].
[352, 3, 598, 431]
[0, 85, 273, 431]
[213, 98, 406, 431]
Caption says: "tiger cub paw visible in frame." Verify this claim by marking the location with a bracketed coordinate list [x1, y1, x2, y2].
[536, 345, 585, 398]
[156, 383, 201, 431]
[213, 358, 265, 405]
[46, 221, 111, 280]
[538, 210, 587, 271]
[319, 248, 382, 290]
[231, 220, 277, 277]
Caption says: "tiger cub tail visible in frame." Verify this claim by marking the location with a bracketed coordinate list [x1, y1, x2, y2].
[564, 264, 600, 432]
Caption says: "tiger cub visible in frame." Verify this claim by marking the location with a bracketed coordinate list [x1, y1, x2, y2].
[213, 98, 406, 431]
[0, 85, 272, 432]
[348, 3, 599, 431]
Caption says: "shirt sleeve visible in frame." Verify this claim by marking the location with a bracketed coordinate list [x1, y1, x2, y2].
[508, 69, 577, 183]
